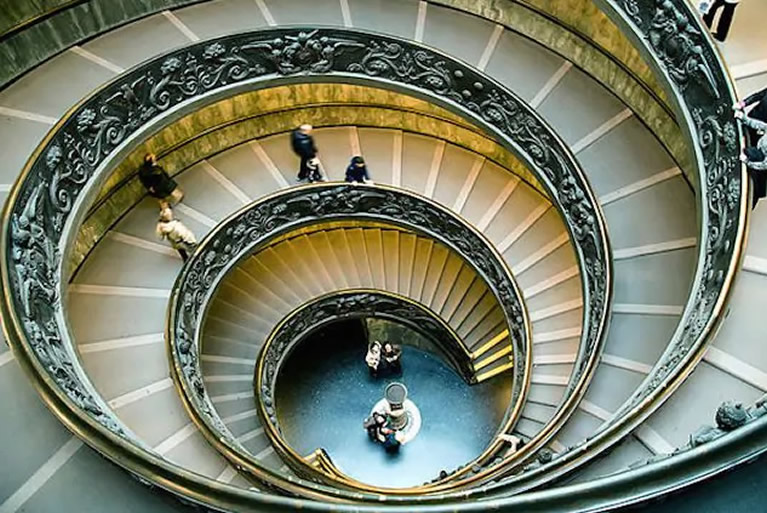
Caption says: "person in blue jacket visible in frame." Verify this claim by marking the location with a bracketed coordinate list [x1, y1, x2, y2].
[345, 156, 372, 183]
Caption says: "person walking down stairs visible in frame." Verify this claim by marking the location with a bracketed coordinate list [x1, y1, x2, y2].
[735, 108, 767, 208]
[156, 205, 197, 261]
[139, 153, 184, 205]
[291, 124, 324, 183]
[734, 87, 767, 145]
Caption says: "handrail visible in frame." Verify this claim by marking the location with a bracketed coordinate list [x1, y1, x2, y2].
[254, 289, 477, 482]
[168, 182, 530, 497]
[0, 0, 752, 511]
[435, 0, 750, 498]
[0, 0, 85, 43]
[1, 27, 609, 507]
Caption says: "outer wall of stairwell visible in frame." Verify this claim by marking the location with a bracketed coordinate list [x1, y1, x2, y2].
[0, 0, 758, 512]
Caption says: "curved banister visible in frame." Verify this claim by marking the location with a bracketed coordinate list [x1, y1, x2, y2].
[168, 182, 530, 497]
[3, 25, 613, 508]
[451, 0, 750, 497]
[254, 289, 478, 480]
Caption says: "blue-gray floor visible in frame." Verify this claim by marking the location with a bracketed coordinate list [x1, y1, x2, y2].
[274, 321, 511, 487]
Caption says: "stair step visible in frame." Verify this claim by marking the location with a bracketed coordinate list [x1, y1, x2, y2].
[420, 244, 450, 306]
[408, 237, 434, 300]
[381, 230, 401, 293]
[327, 229, 363, 288]
[430, 253, 465, 314]
[345, 228, 375, 288]
[398, 232, 418, 296]
[456, 292, 498, 338]
[364, 228, 386, 289]
[448, 278, 487, 327]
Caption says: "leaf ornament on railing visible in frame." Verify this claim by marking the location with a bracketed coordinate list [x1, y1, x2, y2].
[243, 29, 364, 75]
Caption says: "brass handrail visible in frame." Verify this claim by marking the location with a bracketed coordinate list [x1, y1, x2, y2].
[253, 288, 478, 484]
[2, 26, 611, 507]
[167, 182, 531, 498]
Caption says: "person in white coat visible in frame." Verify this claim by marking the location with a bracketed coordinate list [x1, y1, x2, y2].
[156, 206, 197, 261]
[365, 340, 382, 376]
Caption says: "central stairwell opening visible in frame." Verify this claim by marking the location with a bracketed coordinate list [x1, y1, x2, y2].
[275, 317, 510, 487]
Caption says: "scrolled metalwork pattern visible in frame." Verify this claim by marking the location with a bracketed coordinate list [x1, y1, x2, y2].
[2, 26, 610, 503]
[169, 183, 529, 495]
[460, 0, 749, 497]
[613, 0, 743, 407]
[256, 290, 471, 432]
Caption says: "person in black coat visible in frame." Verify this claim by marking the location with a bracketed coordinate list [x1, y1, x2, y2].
[363, 412, 387, 441]
[702, 0, 741, 42]
[291, 124, 323, 182]
[139, 153, 183, 205]
[743, 147, 766, 209]
[734, 88, 767, 145]
[380, 342, 402, 375]
[345, 156, 372, 183]
[381, 426, 402, 453]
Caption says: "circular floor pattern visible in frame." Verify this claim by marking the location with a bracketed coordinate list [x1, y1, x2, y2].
[274, 320, 511, 487]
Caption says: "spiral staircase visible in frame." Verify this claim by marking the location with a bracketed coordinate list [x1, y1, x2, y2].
[0, 0, 766, 511]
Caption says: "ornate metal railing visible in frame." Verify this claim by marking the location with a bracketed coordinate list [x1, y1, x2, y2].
[168, 182, 530, 496]
[440, 0, 750, 498]
[254, 289, 474, 479]
[1, 26, 611, 508]
[0, 0, 750, 509]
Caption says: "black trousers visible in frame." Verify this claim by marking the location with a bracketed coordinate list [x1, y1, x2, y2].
[750, 170, 767, 210]
[297, 156, 322, 182]
[703, 0, 738, 41]
[176, 242, 196, 262]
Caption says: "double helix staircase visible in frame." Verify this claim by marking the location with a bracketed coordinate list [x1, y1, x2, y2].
[0, 0, 765, 511]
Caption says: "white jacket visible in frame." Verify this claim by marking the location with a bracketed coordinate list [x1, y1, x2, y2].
[156, 219, 197, 248]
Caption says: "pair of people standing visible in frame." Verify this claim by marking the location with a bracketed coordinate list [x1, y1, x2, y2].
[138, 153, 197, 261]
[290, 125, 372, 183]
[365, 340, 402, 377]
[363, 410, 403, 453]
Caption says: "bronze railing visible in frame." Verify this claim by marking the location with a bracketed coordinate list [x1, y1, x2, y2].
[1, 24, 624, 510]
[254, 288, 476, 481]
[168, 182, 530, 497]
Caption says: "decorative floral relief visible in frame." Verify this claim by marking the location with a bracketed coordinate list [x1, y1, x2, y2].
[609, 0, 743, 414]
[7, 28, 614, 488]
[243, 29, 364, 75]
